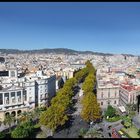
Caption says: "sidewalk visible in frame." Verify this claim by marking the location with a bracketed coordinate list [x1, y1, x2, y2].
[0, 122, 16, 132]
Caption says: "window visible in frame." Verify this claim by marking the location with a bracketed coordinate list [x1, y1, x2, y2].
[23, 90, 27, 101]
[40, 94, 43, 99]
[101, 92, 103, 98]
[101, 102, 103, 105]
[11, 71, 15, 77]
[17, 91, 21, 102]
[114, 100, 116, 104]
[11, 92, 15, 97]
[115, 92, 117, 97]
[11, 92, 15, 103]
[0, 93, 3, 105]
[5, 93, 9, 104]
[17, 91, 21, 96]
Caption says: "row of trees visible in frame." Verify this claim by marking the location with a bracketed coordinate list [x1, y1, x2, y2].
[74, 67, 89, 83]
[1, 60, 95, 137]
[80, 60, 101, 123]
[39, 65, 89, 133]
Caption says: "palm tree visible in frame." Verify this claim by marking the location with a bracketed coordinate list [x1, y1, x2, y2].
[4, 114, 15, 132]
[137, 129, 140, 137]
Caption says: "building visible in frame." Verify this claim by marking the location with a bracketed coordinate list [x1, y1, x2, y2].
[97, 81, 120, 109]
[96, 66, 140, 110]
[119, 83, 140, 106]
[0, 68, 56, 121]
[96, 68, 120, 109]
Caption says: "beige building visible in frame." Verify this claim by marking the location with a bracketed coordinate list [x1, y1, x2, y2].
[97, 82, 120, 109]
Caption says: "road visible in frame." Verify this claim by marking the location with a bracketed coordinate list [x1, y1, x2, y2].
[94, 119, 123, 138]
[53, 82, 124, 138]
[72, 87, 83, 116]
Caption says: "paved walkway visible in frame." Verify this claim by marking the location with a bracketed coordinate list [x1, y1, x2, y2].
[72, 88, 83, 116]
[0, 122, 16, 132]
[53, 115, 89, 138]
[53, 83, 89, 138]
[132, 114, 140, 128]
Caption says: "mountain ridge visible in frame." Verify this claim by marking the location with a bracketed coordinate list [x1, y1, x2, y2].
[0, 48, 137, 57]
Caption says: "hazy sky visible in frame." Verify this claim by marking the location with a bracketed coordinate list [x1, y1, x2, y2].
[0, 2, 140, 55]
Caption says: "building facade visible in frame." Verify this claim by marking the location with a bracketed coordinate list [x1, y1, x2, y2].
[97, 83, 120, 109]
[0, 68, 56, 121]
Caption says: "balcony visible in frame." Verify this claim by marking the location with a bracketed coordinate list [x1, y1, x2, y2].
[40, 94, 48, 100]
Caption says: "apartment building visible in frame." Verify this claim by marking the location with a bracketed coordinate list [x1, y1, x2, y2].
[119, 83, 140, 106]
[96, 65, 140, 111]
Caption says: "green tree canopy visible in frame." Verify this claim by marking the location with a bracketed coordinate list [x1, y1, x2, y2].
[39, 103, 68, 132]
[81, 92, 101, 122]
[105, 105, 116, 118]
[137, 129, 140, 137]
[11, 120, 34, 138]
[11, 125, 29, 138]
[0, 132, 5, 138]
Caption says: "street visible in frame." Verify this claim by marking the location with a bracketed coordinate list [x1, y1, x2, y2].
[53, 83, 89, 138]
[53, 83, 124, 138]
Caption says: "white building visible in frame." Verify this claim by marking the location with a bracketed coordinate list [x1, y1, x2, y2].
[0, 68, 56, 121]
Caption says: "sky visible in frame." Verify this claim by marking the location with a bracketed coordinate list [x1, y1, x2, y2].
[0, 2, 140, 55]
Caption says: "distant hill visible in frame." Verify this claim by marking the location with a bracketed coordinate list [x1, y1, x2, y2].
[0, 48, 136, 57]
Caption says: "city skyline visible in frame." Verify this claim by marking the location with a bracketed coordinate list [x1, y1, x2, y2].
[0, 2, 140, 55]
